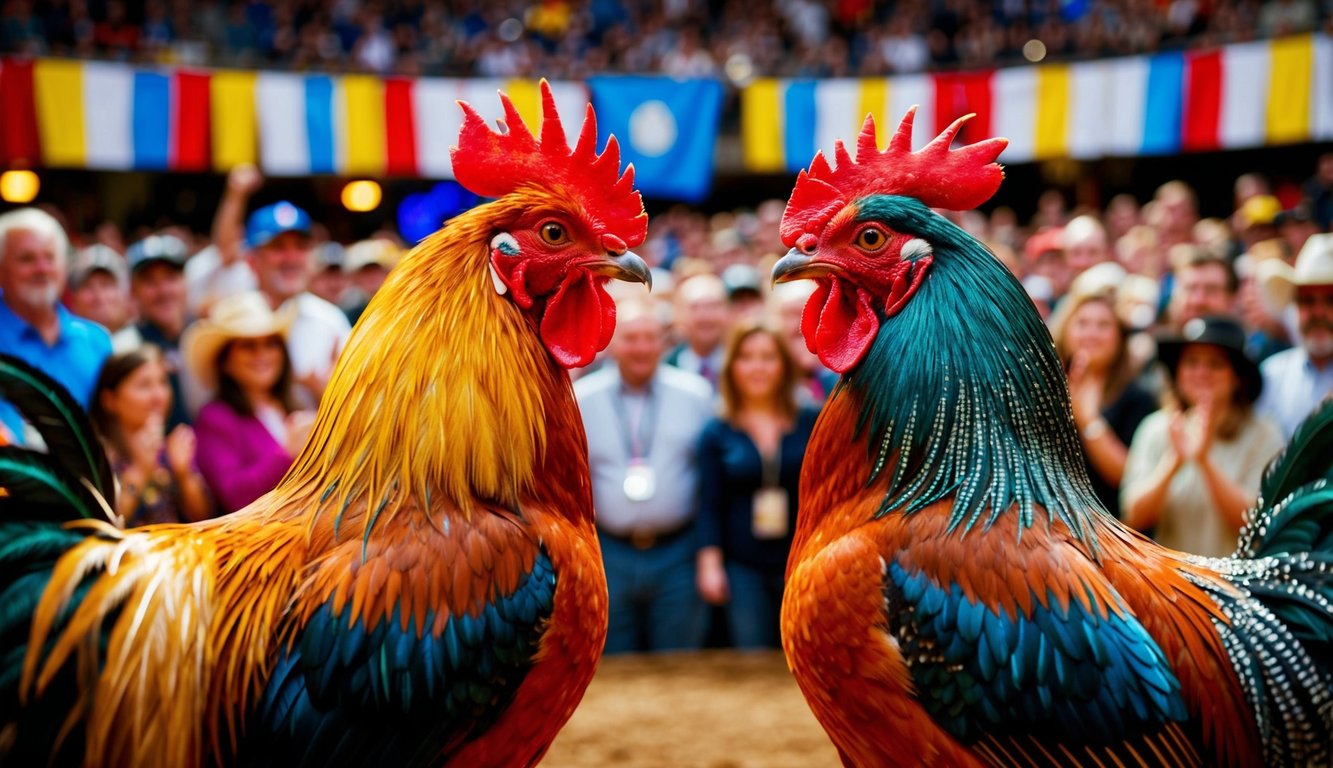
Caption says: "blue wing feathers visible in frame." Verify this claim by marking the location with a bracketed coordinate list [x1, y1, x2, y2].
[241, 549, 557, 767]
[887, 561, 1189, 746]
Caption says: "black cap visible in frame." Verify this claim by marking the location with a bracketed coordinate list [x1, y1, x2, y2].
[127, 234, 188, 275]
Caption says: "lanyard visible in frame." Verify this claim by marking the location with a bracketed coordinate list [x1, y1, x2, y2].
[615, 385, 657, 461]
[760, 438, 783, 488]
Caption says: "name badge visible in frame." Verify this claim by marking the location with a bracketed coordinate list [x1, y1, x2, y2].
[624, 462, 656, 501]
[752, 487, 788, 539]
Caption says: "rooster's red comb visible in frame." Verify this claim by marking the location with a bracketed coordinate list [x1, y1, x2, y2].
[780, 107, 1008, 248]
[451, 79, 647, 247]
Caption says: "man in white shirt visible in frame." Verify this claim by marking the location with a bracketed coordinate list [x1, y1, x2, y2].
[1256, 233, 1333, 438]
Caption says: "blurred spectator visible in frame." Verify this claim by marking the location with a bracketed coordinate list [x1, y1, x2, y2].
[720, 263, 764, 322]
[1104, 194, 1142, 243]
[244, 202, 352, 408]
[1063, 215, 1112, 278]
[1023, 226, 1069, 308]
[696, 321, 818, 649]
[1166, 246, 1237, 330]
[1304, 152, 1333, 231]
[1049, 290, 1156, 516]
[575, 296, 714, 654]
[1234, 194, 1281, 252]
[1234, 240, 1292, 363]
[1149, 181, 1199, 254]
[341, 237, 403, 325]
[66, 244, 132, 334]
[183, 291, 316, 513]
[1121, 316, 1283, 557]
[113, 234, 195, 429]
[0, 207, 111, 445]
[1255, 233, 1333, 438]
[308, 242, 348, 309]
[666, 273, 729, 388]
[89, 345, 212, 526]
[1115, 224, 1163, 279]
[1275, 204, 1320, 258]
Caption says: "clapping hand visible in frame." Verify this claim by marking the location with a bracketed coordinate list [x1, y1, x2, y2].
[1168, 400, 1216, 463]
[164, 424, 197, 477]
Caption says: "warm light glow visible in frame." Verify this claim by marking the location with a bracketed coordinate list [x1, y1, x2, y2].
[341, 180, 382, 212]
[0, 170, 40, 204]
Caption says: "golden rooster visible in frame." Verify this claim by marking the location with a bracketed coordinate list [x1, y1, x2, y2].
[0, 81, 649, 767]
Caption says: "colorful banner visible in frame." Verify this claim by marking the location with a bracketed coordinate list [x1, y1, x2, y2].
[0, 62, 593, 182]
[1, 33, 1329, 184]
[740, 33, 1333, 171]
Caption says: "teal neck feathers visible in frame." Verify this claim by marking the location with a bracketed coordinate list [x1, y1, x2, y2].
[842, 196, 1103, 546]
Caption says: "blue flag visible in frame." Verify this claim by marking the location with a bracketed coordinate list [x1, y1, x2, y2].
[587, 76, 723, 203]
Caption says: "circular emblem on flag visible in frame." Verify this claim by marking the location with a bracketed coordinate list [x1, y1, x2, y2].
[628, 100, 677, 158]
[275, 203, 299, 227]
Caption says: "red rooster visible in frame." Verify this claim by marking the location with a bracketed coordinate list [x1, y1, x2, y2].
[774, 110, 1333, 767]
[0, 81, 649, 767]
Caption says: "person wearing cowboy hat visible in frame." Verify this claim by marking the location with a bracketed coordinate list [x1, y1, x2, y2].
[1254, 233, 1333, 439]
[1121, 315, 1284, 558]
[182, 291, 317, 513]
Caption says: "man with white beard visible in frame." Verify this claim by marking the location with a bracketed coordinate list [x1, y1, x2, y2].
[0, 207, 112, 444]
[1256, 233, 1333, 438]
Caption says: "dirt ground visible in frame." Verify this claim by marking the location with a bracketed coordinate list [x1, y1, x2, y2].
[543, 650, 841, 768]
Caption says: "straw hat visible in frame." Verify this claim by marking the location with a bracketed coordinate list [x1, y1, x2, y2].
[181, 291, 296, 390]
[1257, 233, 1333, 314]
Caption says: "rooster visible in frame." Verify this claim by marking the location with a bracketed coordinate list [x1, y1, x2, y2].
[773, 109, 1333, 767]
[0, 81, 649, 767]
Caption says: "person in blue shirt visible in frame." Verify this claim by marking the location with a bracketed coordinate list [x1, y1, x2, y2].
[0, 208, 112, 444]
[695, 320, 819, 649]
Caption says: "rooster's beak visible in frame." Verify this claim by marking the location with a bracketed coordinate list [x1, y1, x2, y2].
[588, 251, 652, 290]
[772, 248, 820, 284]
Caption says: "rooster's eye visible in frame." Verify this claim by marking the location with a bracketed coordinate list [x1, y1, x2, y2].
[539, 222, 569, 245]
[855, 227, 888, 252]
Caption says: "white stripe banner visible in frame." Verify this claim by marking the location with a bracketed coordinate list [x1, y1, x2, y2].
[888, 74, 934, 150]
[1220, 42, 1269, 149]
[814, 79, 862, 159]
[992, 67, 1036, 163]
[82, 62, 133, 170]
[1103, 56, 1149, 157]
[256, 73, 310, 176]
[1068, 62, 1109, 160]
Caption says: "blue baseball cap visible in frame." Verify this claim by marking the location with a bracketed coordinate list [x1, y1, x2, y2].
[246, 201, 312, 249]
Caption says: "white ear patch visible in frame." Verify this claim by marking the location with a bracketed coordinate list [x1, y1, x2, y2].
[490, 232, 520, 256]
[489, 232, 519, 295]
[900, 238, 933, 261]
[489, 263, 508, 295]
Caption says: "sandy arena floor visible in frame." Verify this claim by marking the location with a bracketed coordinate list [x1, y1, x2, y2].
[543, 650, 841, 768]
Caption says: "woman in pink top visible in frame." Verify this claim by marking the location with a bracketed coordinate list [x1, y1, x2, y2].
[182, 292, 316, 513]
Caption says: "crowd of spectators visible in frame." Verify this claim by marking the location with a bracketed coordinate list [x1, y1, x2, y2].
[2, 0, 1331, 80]
[2, 149, 1331, 648]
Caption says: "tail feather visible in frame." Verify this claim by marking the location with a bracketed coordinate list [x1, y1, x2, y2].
[1210, 399, 1333, 764]
[1239, 399, 1333, 559]
[0, 354, 115, 505]
[0, 448, 112, 523]
[0, 355, 116, 525]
